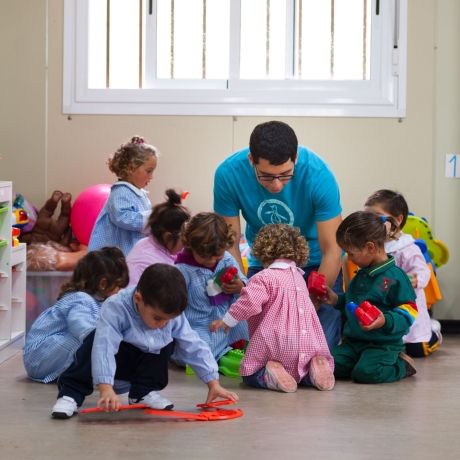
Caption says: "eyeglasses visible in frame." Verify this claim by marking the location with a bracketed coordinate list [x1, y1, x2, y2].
[255, 166, 295, 183]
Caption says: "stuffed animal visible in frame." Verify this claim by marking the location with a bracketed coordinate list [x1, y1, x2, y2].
[20, 190, 72, 246]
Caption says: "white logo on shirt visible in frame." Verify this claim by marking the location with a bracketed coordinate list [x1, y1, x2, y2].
[257, 199, 294, 225]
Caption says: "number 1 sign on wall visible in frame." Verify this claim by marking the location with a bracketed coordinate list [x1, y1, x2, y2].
[445, 154, 460, 178]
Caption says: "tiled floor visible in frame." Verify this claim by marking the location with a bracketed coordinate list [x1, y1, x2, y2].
[1, 336, 460, 460]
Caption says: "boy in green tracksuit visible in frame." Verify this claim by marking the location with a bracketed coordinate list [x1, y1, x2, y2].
[324, 211, 417, 384]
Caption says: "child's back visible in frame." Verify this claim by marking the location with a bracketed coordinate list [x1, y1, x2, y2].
[24, 291, 103, 382]
[23, 247, 128, 383]
[385, 234, 432, 343]
[234, 260, 332, 381]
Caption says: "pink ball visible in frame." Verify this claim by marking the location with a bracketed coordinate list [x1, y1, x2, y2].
[70, 184, 111, 245]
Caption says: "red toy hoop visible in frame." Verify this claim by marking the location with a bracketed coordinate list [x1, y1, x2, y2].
[80, 399, 243, 422]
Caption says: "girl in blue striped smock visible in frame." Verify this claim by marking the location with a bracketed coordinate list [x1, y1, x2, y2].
[88, 136, 157, 256]
[23, 247, 129, 383]
[175, 212, 249, 363]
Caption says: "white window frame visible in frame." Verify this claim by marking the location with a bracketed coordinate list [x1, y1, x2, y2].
[63, 0, 407, 117]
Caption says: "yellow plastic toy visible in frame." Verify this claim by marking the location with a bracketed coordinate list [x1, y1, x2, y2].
[402, 215, 449, 268]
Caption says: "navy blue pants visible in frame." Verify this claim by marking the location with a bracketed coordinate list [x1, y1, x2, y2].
[57, 330, 174, 406]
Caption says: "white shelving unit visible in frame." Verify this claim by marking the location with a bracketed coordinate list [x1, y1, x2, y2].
[0, 181, 27, 357]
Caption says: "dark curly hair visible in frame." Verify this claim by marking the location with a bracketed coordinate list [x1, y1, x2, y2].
[108, 136, 158, 180]
[249, 121, 298, 165]
[58, 247, 129, 299]
[252, 224, 309, 267]
[365, 189, 409, 228]
[336, 211, 398, 251]
[181, 212, 235, 259]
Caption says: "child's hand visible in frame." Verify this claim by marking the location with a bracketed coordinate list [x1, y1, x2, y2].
[409, 273, 418, 288]
[97, 384, 121, 412]
[210, 319, 230, 333]
[313, 286, 338, 308]
[360, 312, 386, 331]
[221, 277, 244, 295]
[205, 380, 239, 405]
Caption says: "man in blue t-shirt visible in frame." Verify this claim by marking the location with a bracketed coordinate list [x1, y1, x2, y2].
[213, 121, 343, 350]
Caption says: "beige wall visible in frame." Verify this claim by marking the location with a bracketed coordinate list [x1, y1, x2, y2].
[433, 0, 460, 319]
[1, 0, 457, 317]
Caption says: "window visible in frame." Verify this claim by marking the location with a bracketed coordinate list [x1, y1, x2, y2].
[63, 0, 407, 116]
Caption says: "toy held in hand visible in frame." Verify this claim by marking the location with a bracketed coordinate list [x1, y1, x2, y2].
[307, 271, 327, 297]
[206, 266, 238, 306]
[216, 266, 238, 286]
[347, 301, 381, 327]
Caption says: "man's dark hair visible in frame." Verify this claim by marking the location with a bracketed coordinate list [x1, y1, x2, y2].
[136, 264, 187, 315]
[249, 121, 298, 165]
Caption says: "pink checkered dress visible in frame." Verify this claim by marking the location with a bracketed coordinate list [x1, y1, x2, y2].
[223, 260, 333, 382]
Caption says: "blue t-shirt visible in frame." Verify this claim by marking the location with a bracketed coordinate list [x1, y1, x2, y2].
[213, 146, 342, 268]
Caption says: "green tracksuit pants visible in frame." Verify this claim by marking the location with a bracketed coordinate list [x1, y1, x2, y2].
[332, 339, 408, 383]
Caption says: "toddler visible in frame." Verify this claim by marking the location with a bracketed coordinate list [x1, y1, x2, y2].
[211, 224, 334, 393]
[51, 264, 238, 419]
[88, 136, 157, 256]
[365, 189, 442, 357]
[24, 247, 129, 383]
[126, 189, 190, 286]
[325, 211, 418, 383]
[174, 212, 249, 362]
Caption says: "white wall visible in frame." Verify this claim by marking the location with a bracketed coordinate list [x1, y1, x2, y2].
[0, 0, 456, 318]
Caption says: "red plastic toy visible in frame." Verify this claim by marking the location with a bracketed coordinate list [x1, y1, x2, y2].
[307, 271, 326, 297]
[80, 399, 243, 422]
[216, 266, 238, 286]
[347, 301, 381, 326]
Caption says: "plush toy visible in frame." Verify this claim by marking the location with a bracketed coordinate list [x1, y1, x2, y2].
[19, 191, 87, 271]
[20, 190, 72, 246]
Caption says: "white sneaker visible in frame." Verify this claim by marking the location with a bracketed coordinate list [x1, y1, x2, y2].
[129, 391, 174, 410]
[51, 396, 78, 419]
[431, 319, 443, 344]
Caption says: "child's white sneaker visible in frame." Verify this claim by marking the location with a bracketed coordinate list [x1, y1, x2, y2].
[129, 391, 174, 410]
[264, 361, 297, 393]
[431, 319, 443, 344]
[51, 396, 78, 419]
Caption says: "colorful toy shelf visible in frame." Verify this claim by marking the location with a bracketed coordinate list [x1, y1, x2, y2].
[0, 181, 27, 359]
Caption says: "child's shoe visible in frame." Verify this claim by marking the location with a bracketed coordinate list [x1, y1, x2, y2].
[431, 319, 443, 344]
[129, 391, 174, 410]
[399, 352, 417, 377]
[51, 396, 78, 419]
[309, 356, 335, 391]
[264, 361, 297, 393]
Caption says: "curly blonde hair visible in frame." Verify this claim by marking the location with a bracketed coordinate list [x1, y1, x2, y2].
[108, 136, 158, 180]
[182, 212, 235, 259]
[253, 224, 309, 267]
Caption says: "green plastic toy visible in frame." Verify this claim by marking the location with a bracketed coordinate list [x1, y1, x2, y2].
[403, 215, 449, 268]
[218, 349, 245, 378]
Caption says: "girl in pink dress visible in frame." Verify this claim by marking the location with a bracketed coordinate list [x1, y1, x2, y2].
[126, 189, 190, 286]
[211, 224, 334, 393]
